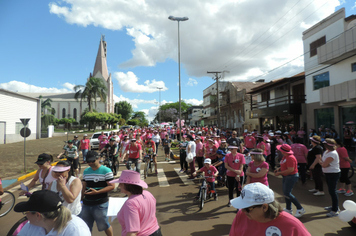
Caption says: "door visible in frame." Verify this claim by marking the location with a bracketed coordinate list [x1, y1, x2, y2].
[0, 122, 5, 144]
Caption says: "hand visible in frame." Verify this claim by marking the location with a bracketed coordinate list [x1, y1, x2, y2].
[275, 171, 280, 176]
[309, 165, 315, 170]
[57, 175, 66, 188]
[138, 159, 142, 163]
[235, 176, 240, 181]
[192, 172, 197, 177]
[57, 155, 60, 159]
[235, 170, 241, 175]
[85, 188, 98, 195]
[19, 190, 27, 196]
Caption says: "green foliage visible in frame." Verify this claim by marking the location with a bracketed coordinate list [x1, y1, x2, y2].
[171, 141, 180, 148]
[58, 118, 75, 124]
[115, 101, 133, 120]
[127, 119, 140, 126]
[132, 111, 148, 125]
[154, 101, 192, 122]
[118, 118, 126, 126]
[81, 112, 121, 131]
[41, 114, 56, 129]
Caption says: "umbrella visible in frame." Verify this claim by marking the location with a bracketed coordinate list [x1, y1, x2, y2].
[346, 121, 355, 125]
[160, 122, 169, 125]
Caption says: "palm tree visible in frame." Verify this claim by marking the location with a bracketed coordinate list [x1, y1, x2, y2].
[74, 77, 108, 113]
[39, 95, 53, 115]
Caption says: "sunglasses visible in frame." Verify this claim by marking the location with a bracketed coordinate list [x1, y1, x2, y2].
[243, 205, 262, 213]
[87, 160, 96, 163]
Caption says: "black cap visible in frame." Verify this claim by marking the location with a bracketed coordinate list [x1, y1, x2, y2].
[74, 135, 78, 138]
[109, 137, 116, 141]
[35, 153, 52, 165]
[14, 190, 62, 213]
[86, 150, 99, 162]
[67, 140, 73, 143]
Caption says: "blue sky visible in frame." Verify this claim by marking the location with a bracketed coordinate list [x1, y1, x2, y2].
[0, 0, 354, 121]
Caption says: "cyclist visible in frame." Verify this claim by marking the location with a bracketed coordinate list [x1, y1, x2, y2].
[162, 134, 172, 162]
[98, 136, 109, 162]
[73, 135, 80, 149]
[123, 139, 142, 173]
[99, 137, 119, 176]
[193, 159, 219, 200]
[144, 138, 158, 174]
[57, 140, 79, 177]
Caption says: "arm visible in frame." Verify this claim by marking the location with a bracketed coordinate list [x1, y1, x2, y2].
[320, 157, 334, 168]
[57, 149, 65, 159]
[81, 181, 86, 201]
[20, 169, 40, 195]
[0, 182, 3, 195]
[309, 154, 322, 169]
[246, 168, 268, 178]
[275, 167, 294, 176]
[85, 181, 115, 195]
[57, 177, 82, 203]
[224, 162, 242, 175]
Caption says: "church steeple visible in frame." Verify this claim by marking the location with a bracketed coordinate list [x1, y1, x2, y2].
[92, 35, 109, 81]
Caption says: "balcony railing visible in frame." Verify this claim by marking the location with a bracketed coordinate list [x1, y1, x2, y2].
[251, 94, 305, 110]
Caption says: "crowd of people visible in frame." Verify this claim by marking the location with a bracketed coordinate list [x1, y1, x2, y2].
[4, 124, 356, 235]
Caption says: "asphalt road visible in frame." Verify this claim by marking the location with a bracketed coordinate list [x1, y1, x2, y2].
[1, 148, 356, 235]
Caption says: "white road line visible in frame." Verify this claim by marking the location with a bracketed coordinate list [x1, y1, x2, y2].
[157, 169, 169, 187]
[174, 168, 194, 185]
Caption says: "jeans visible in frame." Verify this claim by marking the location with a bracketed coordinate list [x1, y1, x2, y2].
[282, 174, 303, 210]
[126, 158, 141, 173]
[325, 172, 340, 212]
[81, 149, 88, 162]
[155, 142, 159, 155]
[312, 165, 324, 191]
[79, 202, 110, 232]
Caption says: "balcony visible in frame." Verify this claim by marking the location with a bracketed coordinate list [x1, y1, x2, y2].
[318, 27, 356, 64]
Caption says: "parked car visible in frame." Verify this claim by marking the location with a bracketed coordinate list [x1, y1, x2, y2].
[120, 125, 132, 130]
[90, 131, 109, 150]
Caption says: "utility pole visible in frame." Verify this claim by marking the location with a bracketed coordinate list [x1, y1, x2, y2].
[157, 87, 163, 124]
[207, 71, 222, 128]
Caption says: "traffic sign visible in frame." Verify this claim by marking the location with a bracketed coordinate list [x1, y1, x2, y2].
[20, 118, 30, 127]
[20, 128, 31, 138]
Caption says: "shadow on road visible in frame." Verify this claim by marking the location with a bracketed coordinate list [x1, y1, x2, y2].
[190, 224, 231, 236]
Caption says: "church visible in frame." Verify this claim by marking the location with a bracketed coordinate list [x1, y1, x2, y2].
[23, 36, 115, 122]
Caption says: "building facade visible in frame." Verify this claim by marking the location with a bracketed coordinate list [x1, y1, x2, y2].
[303, 8, 356, 136]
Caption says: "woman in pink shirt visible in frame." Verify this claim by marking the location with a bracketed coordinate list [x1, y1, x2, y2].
[290, 138, 308, 184]
[335, 138, 354, 196]
[246, 148, 269, 186]
[111, 170, 162, 236]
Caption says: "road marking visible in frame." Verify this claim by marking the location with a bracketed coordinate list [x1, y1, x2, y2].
[174, 168, 194, 185]
[157, 168, 169, 187]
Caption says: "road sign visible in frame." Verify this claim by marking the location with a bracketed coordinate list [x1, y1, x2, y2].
[20, 128, 31, 138]
[20, 118, 30, 127]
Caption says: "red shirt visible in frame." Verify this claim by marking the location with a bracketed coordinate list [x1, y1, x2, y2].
[244, 136, 256, 149]
[337, 147, 350, 168]
[80, 139, 90, 150]
[280, 154, 298, 175]
[199, 165, 218, 183]
[145, 140, 156, 153]
[128, 144, 142, 159]
[206, 145, 217, 160]
[224, 152, 245, 177]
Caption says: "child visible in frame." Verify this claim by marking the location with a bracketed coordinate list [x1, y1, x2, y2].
[214, 150, 227, 186]
[193, 159, 219, 199]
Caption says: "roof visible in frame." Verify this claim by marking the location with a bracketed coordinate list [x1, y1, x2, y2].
[248, 72, 305, 94]
[230, 82, 266, 93]
[92, 36, 109, 81]
[21, 92, 79, 102]
[0, 89, 40, 101]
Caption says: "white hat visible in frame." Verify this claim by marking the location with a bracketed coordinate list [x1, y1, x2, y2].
[190, 130, 195, 133]
[276, 130, 282, 134]
[284, 131, 289, 134]
[197, 131, 202, 134]
[230, 183, 274, 209]
[244, 129, 248, 132]
[204, 159, 211, 164]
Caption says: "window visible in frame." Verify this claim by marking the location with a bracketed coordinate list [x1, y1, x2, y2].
[62, 108, 66, 118]
[315, 108, 334, 130]
[261, 91, 270, 102]
[352, 62, 356, 72]
[313, 72, 330, 90]
[310, 36, 326, 57]
[73, 108, 77, 121]
[15, 122, 23, 134]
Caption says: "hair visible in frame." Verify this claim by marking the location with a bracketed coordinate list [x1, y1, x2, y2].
[311, 135, 321, 144]
[294, 137, 302, 144]
[41, 206, 72, 233]
[263, 200, 282, 220]
[250, 148, 265, 162]
[324, 138, 336, 151]
[56, 160, 71, 167]
[335, 138, 344, 147]
[124, 183, 143, 194]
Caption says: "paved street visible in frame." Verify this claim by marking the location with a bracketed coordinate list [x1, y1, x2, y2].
[1, 146, 355, 236]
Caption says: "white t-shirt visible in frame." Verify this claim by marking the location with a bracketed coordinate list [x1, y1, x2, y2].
[19, 215, 91, 236]
[186, 141, 196, 156]
[152, 134, 161, 143]
[322, 150, 340, 173]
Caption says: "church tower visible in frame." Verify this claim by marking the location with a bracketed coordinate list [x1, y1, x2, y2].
[90, 35, 114, 113]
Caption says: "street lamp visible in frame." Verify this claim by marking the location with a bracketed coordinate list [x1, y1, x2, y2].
[168, 15, 189, 141]
[157, 87, 163, 124]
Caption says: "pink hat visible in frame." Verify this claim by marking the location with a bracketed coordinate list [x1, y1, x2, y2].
[263, 136, 270, 142]
[52, 165, 71, 172]
[110, 170, 148, 188]
[277, 144, 293, 154]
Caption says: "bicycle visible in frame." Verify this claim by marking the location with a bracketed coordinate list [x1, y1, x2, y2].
[59, 154, 81, 177]
[143, 154, 154, 179]
[6, 191, 31, 236]
[197, 176, 218, 210]
[103, 153, 115, 174]
[0, 191, 16, 217]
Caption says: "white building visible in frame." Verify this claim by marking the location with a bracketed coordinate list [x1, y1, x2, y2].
[0, 89, 41, 144]
[302, 8, 356, 134]
[23, 36, 114, 122]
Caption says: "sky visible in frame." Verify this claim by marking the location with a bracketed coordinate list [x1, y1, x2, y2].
[0, 0, 354, 121]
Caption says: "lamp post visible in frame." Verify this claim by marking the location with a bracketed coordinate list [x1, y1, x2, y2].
[157, 87, 163, 124]
[168, 15, 189, 141]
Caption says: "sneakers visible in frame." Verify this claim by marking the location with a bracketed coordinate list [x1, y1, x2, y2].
[179, 169, 184, 173]
[308, 189, 318, 193]
[326, 210, 340, 217]
[336, 188, 346, 194]
[283, 208, 293, 215]
[345, 190, 354, 196]
[295, 208, 306, 218]
[324, 206, 332, 211]
[313, 191, 325, 196]
[227, 202, 232, 207]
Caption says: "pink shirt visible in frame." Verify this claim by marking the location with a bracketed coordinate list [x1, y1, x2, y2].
[248, 161, 269, 186]
[291, 143, 308, 163]
[117, 190, 159, 236]
[244, 136, 255, 149]
[297, 130, 305, 138]
[229, 211, 311, 236]
[337, 147, 350, 168]
[224, 152, 245, 177]
[200, 165, 218, 182]
[99, 140, 109, 150]
[80, 139, 90, 150]
[128, 144, 142, 159]
[256, 142, 266, 156]
[160, 132, 167, 139]
[280, 154, 298, 175]
[195, 142, 204, 157]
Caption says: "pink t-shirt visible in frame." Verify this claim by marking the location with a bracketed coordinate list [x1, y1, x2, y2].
[256, 142, 266, 156]
[99, 140, 109, 150]
[206, 145, 217, 160]
[291, 143, 308, 163]
[244, 136, 256, 149]
[195, 142, 204, 157]
[337, 147, 350, 168]
[128, 144, 142, 159]
[280, 155, 298, 175]
[229, 210, 311, 236]
[297, 130, 305, 138]
[80, 139, 90, 150]
[160, 132, 167, 139]
[224, 152, 245, 177]
[248, 161, 269, 186]
[117, 190, 159, 236]
[200, 165, 218, 182]
[265, 142, 271, 156]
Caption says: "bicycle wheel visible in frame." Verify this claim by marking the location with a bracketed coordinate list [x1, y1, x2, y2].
[200, 188, 205, 210]
[7, 216, 28, 236]
[0, 191, 16, 217]
[348, 165, 354, 179]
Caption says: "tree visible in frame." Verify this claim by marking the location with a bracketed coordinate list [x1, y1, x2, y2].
[39, 95, 53, 115]
[154, 101, 191, 122]
[115, 101, 133, 121]
[74, 77, 107, 113]
[127, 119, 140, 126]
[132, 111, 148, 124]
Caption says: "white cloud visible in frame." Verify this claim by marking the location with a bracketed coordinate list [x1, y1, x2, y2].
[140, 106, 159, 122]
[113, 94, 157, 109]
[113, 71, 167, 93]
[187, 78, 198, 86]
[62, 82, 76, 91]
[0, 80, 71, 93]
[49, 0, 341, 81]
[184, 98, 203, 106]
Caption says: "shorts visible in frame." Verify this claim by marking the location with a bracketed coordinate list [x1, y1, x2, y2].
[79, 202, 110, 232]
[164, 147, 170, 154]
